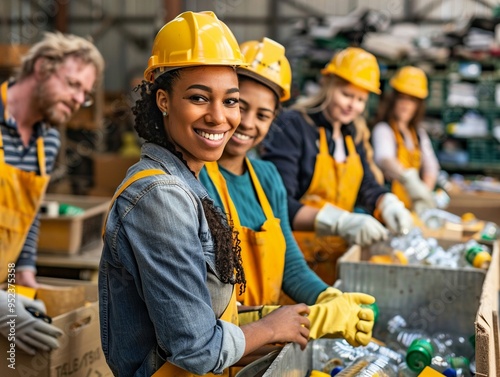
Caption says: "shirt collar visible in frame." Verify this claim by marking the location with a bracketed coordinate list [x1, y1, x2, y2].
[141, 142, 210, 200]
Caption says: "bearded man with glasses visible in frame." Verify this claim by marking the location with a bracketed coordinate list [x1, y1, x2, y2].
[0, 32, 104, 352]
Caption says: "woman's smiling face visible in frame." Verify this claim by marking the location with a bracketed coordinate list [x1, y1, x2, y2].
[223, 78, 277, 160]
[157, 66, 241, 174]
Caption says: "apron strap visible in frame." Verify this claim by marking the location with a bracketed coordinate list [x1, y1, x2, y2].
[37, 137, 46, 176]
[344, 135, 356, 156]
[318, 127, 329, 155]
[244, 158, 275, 221]
[0, 81, 8, 163]
[102, 168, 166, 237]
[204, 161, 243, 229]
[1, 81, 8, 123]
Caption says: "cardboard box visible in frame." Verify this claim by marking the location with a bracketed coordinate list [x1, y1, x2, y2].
[91, 153, 139, 197]
[38, 194, 110, 254]
[0, 44, 30, 68]
[2, 278, 112, 377]
[447, 190, 500, 226]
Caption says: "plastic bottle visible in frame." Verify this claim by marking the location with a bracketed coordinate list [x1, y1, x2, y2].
[480, 221, 499, 241]
[432, 332, 475, 359]
[361, 302, 380, 325]
[397, 362, 418, 377]
[429, 240, 491, 270]
[432, 188, 451, 209]
[364, 341, 404, 366]
[58, 203, 85, 216]
[456, 240, 491, 269]
[337, 355, 397, 376]
[384, 315, 450, 357]
[312, 338, 404, 375]
[312, 339, 363, 373]
[419, 209, 462, 230]
[405, 338, 469, 374]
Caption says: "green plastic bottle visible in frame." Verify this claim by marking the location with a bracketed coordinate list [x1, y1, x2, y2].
[406, 338, 470, 374]
[58, 203, 85, 216]
[361, 302, 379, 324]
[465, 244, 491, 269]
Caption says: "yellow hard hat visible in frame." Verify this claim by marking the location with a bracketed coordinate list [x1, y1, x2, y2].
[144, 11, 247, 82]
[390, 66, 428, 99]
[321, 47, 381, 94]
[238, 37, 292, 102]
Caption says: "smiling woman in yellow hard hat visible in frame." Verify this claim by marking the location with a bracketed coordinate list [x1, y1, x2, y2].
[371, 66, 440, 214]
[199, 38, 375, 351]
[261, 47, 413, 285]
[99, 11, 311, 377]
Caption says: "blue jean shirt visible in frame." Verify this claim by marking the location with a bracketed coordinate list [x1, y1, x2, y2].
[99, 143, 245, 377]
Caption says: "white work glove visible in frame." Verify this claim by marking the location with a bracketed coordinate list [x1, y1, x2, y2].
[0, 290, 63, 355]
[316, 204, 388, 247]
[378, 193, 414, 235]
[400, 169, 436, 214]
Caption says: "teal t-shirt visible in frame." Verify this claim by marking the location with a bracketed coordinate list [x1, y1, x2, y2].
[199, 158, 328, 305]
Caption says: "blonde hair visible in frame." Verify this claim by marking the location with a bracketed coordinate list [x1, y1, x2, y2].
[17, 31, 104, 85]
[291, 75, 350, 127]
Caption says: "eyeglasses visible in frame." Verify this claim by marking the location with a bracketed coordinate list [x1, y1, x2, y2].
[54, 72, 94, 108]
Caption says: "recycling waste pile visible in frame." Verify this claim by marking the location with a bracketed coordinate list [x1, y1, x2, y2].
[311, 327, 475, 376]
[258, 213, 498, 376]
[367, 226, 495, 270]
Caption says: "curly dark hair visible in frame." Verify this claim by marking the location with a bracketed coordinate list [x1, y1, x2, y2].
[132, 70, 245, 290]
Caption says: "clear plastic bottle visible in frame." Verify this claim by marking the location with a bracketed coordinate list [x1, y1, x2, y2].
[312, 338, 405, 375]
[432, 332, 475, 359]
[312, 339, 363, 373]
[397, 362, 418, 377]
[364, 341, 405, 366]
[337, 355, 398, 376]
[384, 316, 449, 356]
[384, 315, 431, 353]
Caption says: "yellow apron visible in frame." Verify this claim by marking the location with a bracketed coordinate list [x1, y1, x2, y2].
[104, 169, 239, 377]
[293, 127, 363, 285]
[0, 81, 50, 282]
[390, 122, 421, 209]
[205, 159, 286, 306]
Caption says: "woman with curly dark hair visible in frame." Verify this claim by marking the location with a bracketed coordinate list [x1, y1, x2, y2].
[99, 11, 310, 377]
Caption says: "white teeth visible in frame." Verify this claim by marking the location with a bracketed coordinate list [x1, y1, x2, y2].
[234, 132, 251, 141]
[197, 130, 224, 141]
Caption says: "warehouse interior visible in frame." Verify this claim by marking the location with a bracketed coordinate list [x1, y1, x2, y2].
[1, 1, 499, 376]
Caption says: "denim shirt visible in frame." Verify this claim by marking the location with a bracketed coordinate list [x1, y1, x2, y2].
[99, 143, 245, 377]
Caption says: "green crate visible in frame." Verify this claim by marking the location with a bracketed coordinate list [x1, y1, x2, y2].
[467, 138, 500, 163]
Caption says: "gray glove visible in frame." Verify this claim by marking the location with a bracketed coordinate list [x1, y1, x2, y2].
[378, 193, 413, 235]
[315, 204, 388, 246]
[400, 169, 436, 214]
[0, 290, 63, 355]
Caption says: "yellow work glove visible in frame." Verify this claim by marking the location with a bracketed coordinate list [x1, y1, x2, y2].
[315, 287, 343, 304]
[238, 305, 280, 326]
[308, 292, 375, 347]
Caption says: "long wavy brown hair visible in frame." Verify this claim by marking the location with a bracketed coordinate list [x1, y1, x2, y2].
[372, 90, 426, 130]
[132, 70, 245, 291]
